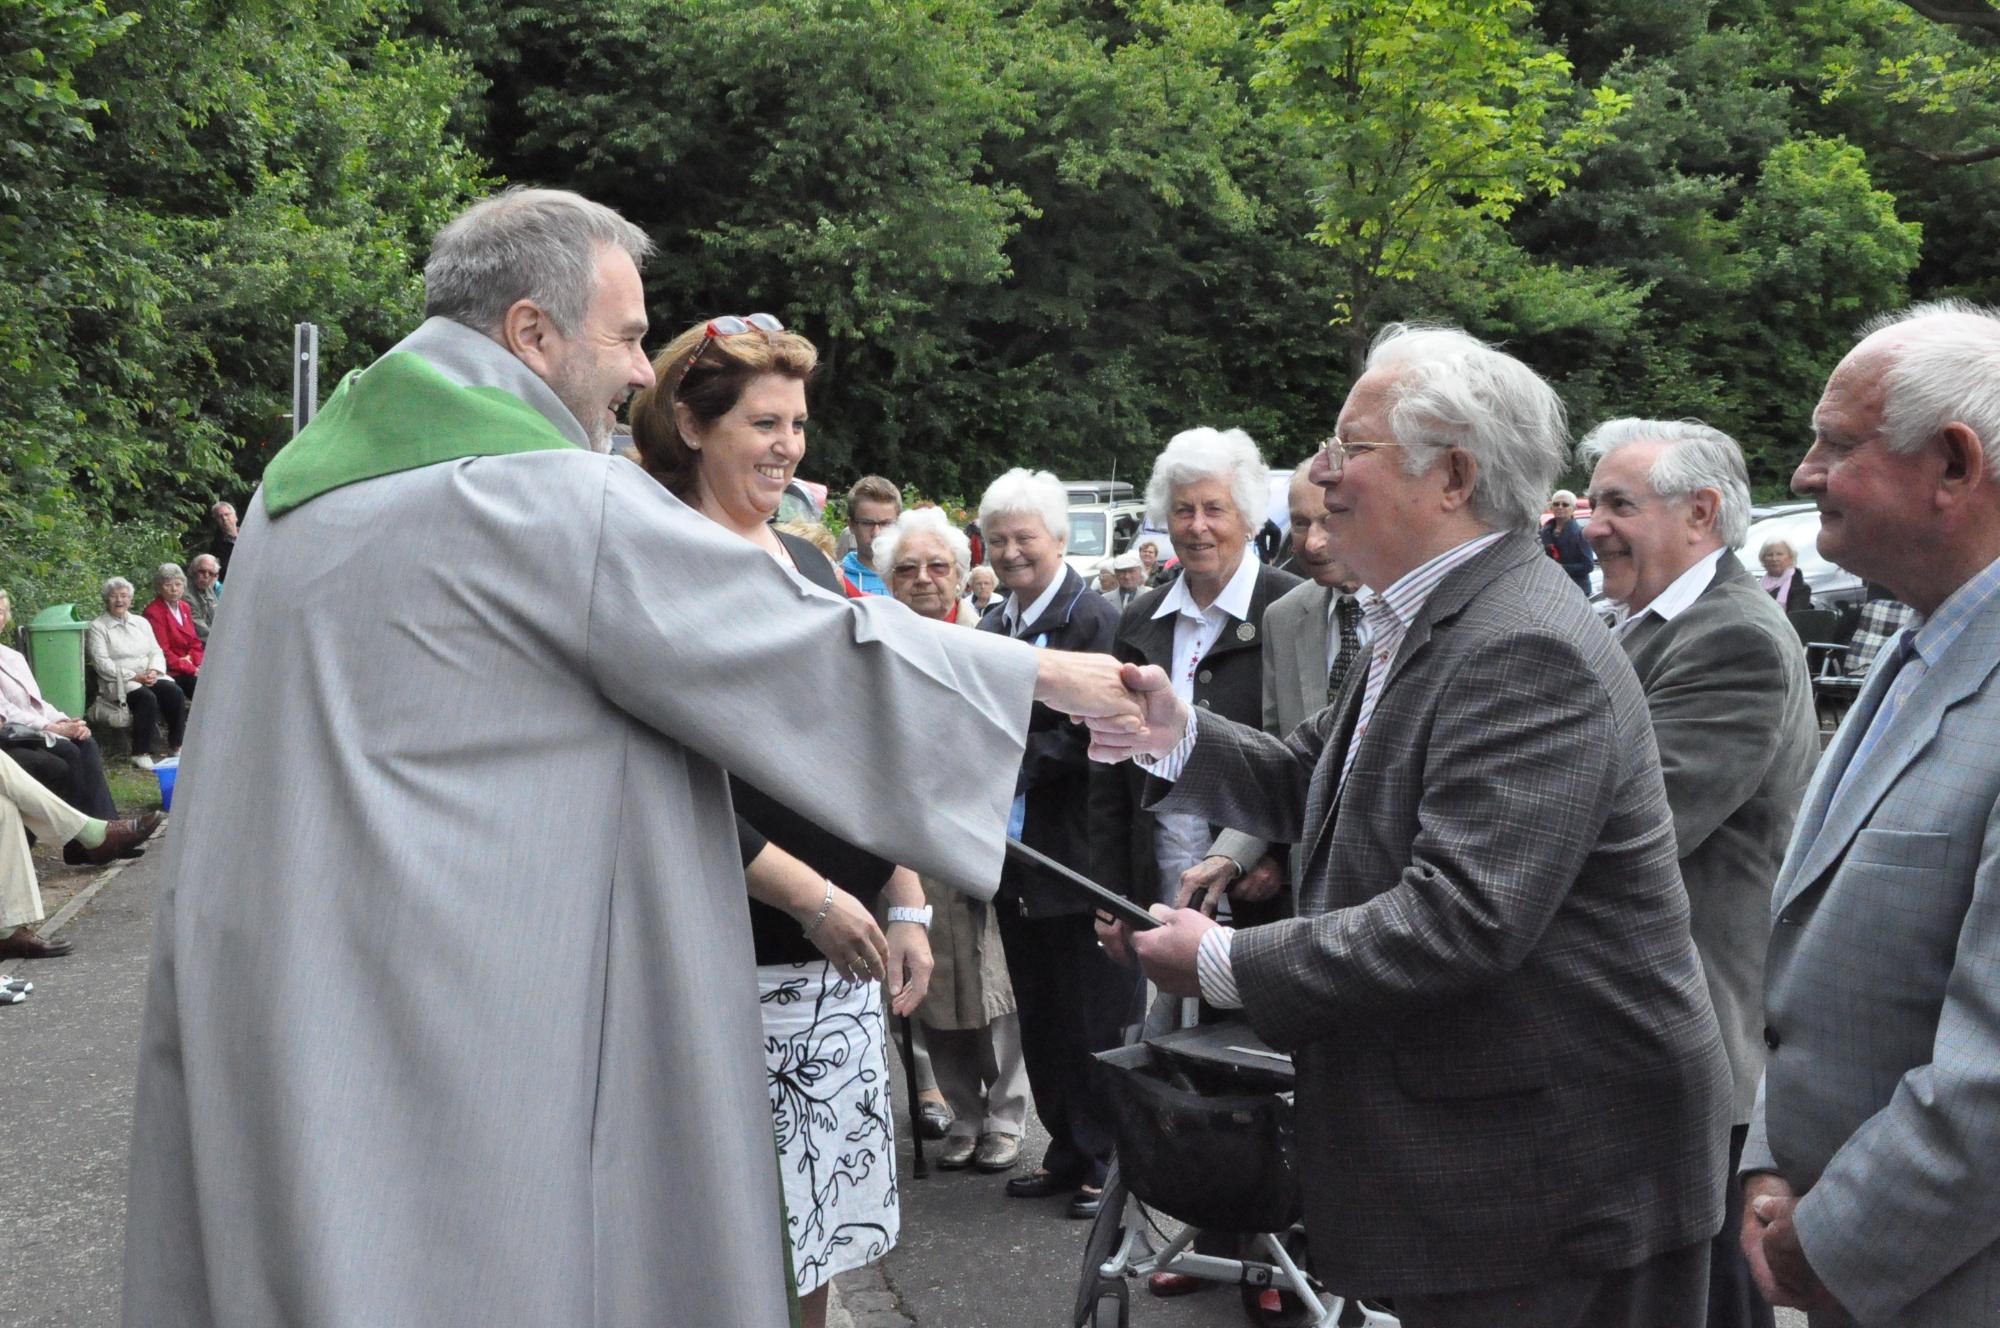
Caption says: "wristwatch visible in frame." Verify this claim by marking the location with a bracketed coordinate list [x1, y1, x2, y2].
[886, 905, 934, 930]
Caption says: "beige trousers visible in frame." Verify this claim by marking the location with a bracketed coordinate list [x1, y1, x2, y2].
[0, 748, 91, 931]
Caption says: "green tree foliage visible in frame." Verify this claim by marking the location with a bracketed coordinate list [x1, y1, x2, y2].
[1256, 0, 1630, 372]
[1, 0, 479, 619]
[5, 0, 1994, 585]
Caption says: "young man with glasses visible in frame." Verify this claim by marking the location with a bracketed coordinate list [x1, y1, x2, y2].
[840, 474, 902, 595]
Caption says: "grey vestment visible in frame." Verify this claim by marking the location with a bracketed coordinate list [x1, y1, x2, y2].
[122, 322, 1038, 1326]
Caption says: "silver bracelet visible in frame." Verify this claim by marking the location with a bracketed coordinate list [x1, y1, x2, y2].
[800, 878, 835, 940]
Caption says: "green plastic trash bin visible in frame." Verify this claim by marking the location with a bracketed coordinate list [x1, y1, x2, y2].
[26, 603, 89, 719]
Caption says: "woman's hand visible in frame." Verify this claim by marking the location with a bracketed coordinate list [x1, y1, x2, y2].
[885, 922, 933, 1016]
[809, 886, 891, 985]
[743, 844, 890, 983]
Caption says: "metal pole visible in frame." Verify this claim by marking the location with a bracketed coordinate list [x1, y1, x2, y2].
[292, 323, 321, 437]
[900, 1015, 928, 1179]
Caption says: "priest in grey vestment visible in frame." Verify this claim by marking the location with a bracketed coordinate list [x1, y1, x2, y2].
[122, 189, 1122, 1327]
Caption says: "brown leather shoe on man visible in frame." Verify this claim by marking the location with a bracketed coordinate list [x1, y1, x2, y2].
[84, 811, 162, 865]
[0, 927, 75, 959]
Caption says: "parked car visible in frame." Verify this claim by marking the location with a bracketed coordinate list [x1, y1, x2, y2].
[1064, 479, 1135, 506]
[775, 478, 827, 527]
[1062, 502, 1149, 579]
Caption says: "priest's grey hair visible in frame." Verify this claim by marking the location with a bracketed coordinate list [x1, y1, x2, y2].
[1144, 427, 1267, 530]
[1854, 300, 2000, 476]
[978, 469, 1069, 545]
[1578, 418, 1752, 546]
[873, 507, 972, 583]
[424, 187, 655, 338]
[1365, 324, 1568, 534]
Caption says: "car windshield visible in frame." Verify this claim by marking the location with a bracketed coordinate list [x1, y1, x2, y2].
[1068, 511, 1107, 557]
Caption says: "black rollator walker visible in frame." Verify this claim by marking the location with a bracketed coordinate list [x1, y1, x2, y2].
[999, 839, 1397, 1328]
[1071, 1019, 1399, 1328]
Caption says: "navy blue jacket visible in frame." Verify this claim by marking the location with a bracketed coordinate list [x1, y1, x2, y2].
[978, 565, 1119, 916]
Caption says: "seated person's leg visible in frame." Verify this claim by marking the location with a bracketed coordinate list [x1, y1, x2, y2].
[126, 684, 161, 758]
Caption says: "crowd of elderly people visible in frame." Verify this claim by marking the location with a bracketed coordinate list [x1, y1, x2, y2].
[0, 509, 233, 977]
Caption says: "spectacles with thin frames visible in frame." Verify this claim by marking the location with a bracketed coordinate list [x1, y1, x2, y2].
[1316, 434, 1408, 477]
[679, 312, 785, 381]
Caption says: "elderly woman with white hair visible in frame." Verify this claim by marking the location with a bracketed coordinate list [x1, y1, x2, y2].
[974, 468, 1132, 1218]
[86, 576, 187, 769]
[1541, 488, 1595, 594]
[141, 562, 204, 698]
[1091, 428, 1301, 917]
[873, 508, 1030, 1172]
[1758, 538, 1814, 614]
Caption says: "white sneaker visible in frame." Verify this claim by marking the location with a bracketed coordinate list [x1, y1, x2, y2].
[1, 976, 29, 994]
[0, 987, 24, 1005]
[131, 755, 155, 771]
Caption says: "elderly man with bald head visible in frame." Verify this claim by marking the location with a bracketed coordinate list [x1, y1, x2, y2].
[1740, 302, 2000, 1326]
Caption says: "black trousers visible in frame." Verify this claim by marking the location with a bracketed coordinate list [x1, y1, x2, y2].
[126, 679, 188, 753]
[6, 733, 117, 819]
[1711, 1123, 1776, 1328]
[995, 907, 1137, 1189]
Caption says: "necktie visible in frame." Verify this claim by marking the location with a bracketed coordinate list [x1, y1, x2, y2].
[1327, 595, 1363, 704]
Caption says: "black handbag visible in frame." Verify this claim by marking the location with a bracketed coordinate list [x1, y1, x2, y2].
[0, 722, 54, 750]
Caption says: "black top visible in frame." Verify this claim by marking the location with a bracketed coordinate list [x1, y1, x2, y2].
[739, 530, 897, 965]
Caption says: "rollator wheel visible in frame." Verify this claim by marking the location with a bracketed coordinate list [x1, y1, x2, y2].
[1071, 1161, 1131, 1327]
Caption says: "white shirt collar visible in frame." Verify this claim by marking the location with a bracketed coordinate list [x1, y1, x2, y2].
[1002, 569, 1067, 636]
[1151, 546, 1259, 623]
[1614, 547, 1724, 636]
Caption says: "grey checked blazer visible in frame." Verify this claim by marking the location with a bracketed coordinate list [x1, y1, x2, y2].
[1743, 573, 2000, 1326]
[1150, 532, 1732, 1297]
[1619, 551, 1819, 1123]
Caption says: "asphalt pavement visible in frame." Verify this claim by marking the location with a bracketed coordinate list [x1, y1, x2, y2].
[2, 847, 1802, 1328]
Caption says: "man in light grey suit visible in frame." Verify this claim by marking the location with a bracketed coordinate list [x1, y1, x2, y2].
[1741, 301, 2000, 1326]
[1178, 459, 1366, 914]
[121, 188, 1138, 1328]
[1581, 418, 1819, 1328]
[1094, 324, 1732, 1326]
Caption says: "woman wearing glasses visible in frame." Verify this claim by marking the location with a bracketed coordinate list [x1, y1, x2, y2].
[627, 315, 933, 1328]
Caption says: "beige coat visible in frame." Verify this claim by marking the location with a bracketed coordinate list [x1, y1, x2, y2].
[916, 609, 1017, 1031]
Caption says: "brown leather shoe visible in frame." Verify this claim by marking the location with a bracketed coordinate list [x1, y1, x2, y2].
[0, 927, 74, 959]
[84, 811, 162, 865]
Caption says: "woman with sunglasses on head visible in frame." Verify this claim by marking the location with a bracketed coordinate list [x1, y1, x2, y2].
[627, 315, 934, 1328]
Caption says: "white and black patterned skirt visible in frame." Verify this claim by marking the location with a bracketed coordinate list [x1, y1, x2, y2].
[759, 960, 899, 1295]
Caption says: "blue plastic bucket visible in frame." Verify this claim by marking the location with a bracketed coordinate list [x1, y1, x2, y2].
[154, 756, 180, 812]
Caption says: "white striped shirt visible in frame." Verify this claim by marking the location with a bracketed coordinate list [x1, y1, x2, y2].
[1164, 530, 1508, 1008]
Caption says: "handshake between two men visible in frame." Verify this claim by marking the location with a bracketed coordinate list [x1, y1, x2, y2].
[1032, 654, 1214, 997]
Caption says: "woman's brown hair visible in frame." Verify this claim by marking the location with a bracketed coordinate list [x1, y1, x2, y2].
[627, 318, 819, 499]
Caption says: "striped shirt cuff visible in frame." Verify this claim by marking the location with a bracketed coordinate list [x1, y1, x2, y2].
[1195, 924, 1242, 1009]
[1135, 708, 1199, 780]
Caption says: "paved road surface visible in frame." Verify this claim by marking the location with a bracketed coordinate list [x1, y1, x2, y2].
[1, 849, 1803, 1328]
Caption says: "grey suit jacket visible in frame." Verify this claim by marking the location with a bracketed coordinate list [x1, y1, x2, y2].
[1619, 551, 1819, 1123]
[1150, 533, 1731, 1296]
[1743, 571, 2000, 1326]
[1209, 578, 1335, 878]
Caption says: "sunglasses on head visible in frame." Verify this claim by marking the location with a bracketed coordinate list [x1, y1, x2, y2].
[680, 313, 784, 381]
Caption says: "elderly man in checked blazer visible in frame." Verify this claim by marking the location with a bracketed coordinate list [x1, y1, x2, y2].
[1093, 323, 1732, 1327]
[1738, 302, 2000, 1327]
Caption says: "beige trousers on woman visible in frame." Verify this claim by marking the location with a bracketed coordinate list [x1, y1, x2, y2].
[0, 748, 89, 931]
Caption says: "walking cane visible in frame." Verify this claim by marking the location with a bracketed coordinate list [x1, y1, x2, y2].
[900, 1013, 928, 1179]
